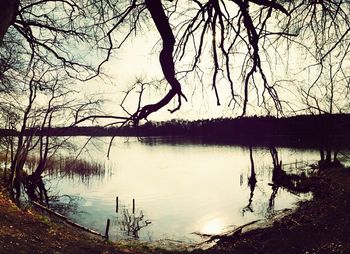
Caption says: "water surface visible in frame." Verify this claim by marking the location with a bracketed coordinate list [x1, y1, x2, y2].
[47, 137, 319, 242]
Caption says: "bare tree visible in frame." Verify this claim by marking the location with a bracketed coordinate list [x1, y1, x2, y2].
[0, 56, 101, 201]
[297, 52, 348, 167]
[299, 57, 350, 115]
[0, 1, 349, 122]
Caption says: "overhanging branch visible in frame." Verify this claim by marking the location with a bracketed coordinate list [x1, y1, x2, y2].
[133, 0, 187, 123]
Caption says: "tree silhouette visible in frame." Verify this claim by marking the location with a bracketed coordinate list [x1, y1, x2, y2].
[1, 1, 350, 121]
[0, 54, 102, 201]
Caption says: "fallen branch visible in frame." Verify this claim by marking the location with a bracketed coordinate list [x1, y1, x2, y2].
[32, 201, 105, 238]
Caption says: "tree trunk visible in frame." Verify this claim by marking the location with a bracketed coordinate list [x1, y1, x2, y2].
[0, 0, 19, 42]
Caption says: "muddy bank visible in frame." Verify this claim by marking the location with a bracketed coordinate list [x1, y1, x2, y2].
[0, 187, 144, 254]
[189, 167, 350, 254]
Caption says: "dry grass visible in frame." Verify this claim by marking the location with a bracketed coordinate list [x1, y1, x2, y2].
[44, 156, 106, 179]
[0, 151, 107, 182]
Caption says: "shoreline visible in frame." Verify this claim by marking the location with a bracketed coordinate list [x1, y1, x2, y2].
[194, 167, 350, 254]
[1, 167, 350, 253]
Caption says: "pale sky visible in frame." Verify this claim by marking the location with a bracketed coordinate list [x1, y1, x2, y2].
[75, 18, 345, 123]
[79, 30, 244, 122]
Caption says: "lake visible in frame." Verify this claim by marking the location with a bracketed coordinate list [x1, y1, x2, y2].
[46, 137, 320, 243]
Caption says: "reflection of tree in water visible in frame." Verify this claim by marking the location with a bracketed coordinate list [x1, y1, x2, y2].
[117, 209, 151, 239]
[268, 146, 281, 211]
[241, 146, 319, 215]
[318, 147, 343, 169]
[268, 183, 279, 212]
[242, 146, 257, 214]
[268, 146, 315, 212]
[48, 194, 83, 217]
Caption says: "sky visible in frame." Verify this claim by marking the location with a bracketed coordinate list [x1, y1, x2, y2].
[79, 33, 304, 123]
[79, 29, 244, 122]
[73, 9, 349, 124]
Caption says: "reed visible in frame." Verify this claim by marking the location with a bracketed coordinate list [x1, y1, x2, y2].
[0, 152, 106, 181]
[45, 156, 106, 180]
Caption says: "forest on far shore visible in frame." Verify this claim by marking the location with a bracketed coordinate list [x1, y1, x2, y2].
[2, 113, 350, 148]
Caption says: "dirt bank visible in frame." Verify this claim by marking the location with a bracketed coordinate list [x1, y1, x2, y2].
[191, 167, 350, 254]
[1, 168, 350, 254]
[0, 187, 146, 254]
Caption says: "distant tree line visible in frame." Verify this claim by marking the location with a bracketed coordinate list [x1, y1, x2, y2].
[132, 114, 350, 148]
[3, 113, 349, 148]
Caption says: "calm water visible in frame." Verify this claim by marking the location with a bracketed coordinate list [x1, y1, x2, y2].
[46, 137, 320, 243]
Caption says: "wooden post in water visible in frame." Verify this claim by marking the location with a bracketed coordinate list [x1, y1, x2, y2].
[116, 196, 119, 213]
[105, 218, 110, 240]
[132, 199, 135, 214]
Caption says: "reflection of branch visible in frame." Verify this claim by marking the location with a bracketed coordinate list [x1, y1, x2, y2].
[242, 190, 254, 214]
[243, 146, 257, 214]
[118, 209, 151, 238]
[268, 183, 279, 212]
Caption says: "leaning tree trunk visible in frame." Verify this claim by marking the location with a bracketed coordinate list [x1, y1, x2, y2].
[26, 160, 49, 204]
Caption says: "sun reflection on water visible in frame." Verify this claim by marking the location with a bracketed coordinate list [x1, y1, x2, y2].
[201, 218, 225, 235]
